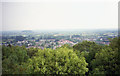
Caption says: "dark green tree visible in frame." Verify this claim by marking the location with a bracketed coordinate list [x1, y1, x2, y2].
[90, 37, 120, 75]
[2, 45, 29, 74]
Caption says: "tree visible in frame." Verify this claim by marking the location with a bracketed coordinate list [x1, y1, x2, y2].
[73, 41, 103, 74]
[90, 47, 118, 74]
[2, 45, 29, 74]
[23, 47, 88, 74]
[90, 37, 120, 75]
[60, 44, 72, 49]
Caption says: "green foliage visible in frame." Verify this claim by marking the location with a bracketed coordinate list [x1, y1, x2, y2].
[23, 47, 88, 74]
[73, 41, 96, 52]
[73, 41, 103, 74]
[2, 45, 88, 74]
[90, 37, 120, 75]
[2, 45, 29, 74]
[27, 47, 38, 58]
[90, 47, 118, 74]
[2, 37, 120, 75]
[73, 37, 120, 75]
[60, 44, 72, 49]
[109, 37, 120, 49]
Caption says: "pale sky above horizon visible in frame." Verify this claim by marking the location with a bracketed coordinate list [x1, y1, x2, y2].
[1, 0, 119, 31]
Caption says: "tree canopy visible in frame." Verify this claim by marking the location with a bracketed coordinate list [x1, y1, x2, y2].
[2, 37, 120, 75]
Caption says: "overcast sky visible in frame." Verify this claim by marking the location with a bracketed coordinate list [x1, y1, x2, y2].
[1, 0, 119, 31]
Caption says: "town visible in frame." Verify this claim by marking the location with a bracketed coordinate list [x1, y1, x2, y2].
[1, 30, 118, 49]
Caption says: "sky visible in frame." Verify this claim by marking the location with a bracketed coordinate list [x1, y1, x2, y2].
[1, 0, 119, 31]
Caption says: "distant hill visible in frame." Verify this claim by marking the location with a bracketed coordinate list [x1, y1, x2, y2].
[22, 30, 33, 33]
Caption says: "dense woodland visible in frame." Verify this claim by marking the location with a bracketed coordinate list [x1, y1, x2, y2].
[2, 37, 120, 75]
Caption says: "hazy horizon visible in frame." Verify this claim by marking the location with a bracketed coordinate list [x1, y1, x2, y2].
[1, 0, 118, 31]
[2, 29, 118, 32]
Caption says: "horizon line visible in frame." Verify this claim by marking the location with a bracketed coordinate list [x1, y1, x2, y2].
[1, 28, 118, 32]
